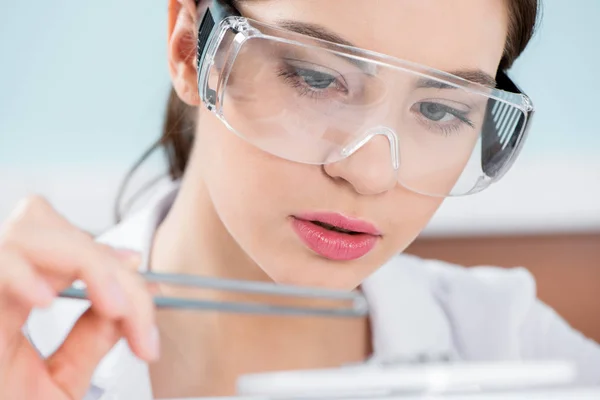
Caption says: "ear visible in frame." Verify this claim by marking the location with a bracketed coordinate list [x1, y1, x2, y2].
[168, 0, 201, 106]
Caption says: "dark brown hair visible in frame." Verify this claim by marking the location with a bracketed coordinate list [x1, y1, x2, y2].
[116, 0, 540, 220]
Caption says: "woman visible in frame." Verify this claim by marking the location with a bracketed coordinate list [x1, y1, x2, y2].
[1, 0, 598, 398]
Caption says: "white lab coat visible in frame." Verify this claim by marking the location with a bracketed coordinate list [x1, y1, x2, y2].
[23, 181, 600, 399]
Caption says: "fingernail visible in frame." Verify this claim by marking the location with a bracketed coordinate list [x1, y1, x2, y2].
[147, 325, 161, 360]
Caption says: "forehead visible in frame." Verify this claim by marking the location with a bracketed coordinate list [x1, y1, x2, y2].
[239, 0, 508, 77]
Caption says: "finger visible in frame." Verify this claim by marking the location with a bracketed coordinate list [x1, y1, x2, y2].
[0, 197, 157, 370]
[1, 196, 156, 360]
[4, 225, 132, 320]
[46, 308, 122, 400]
[0, 249, 55, 308]
[1, 196, 130, 319]
[115, 268, 160, 362]
[96, 244, 158, 361]
[0, 250, 56, 340]
[39, 242, 156, 362]
[0, 295, 29, 361]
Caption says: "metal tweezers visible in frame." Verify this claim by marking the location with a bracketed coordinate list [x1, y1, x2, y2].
[59, 272, 368, 318]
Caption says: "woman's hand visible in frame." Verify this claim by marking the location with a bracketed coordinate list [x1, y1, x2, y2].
[0, 196, 158, 400]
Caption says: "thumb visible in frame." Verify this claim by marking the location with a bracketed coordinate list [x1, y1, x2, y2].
[45, 309, 122, 400]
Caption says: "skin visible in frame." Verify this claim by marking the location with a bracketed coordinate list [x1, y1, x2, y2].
[0, 0, 508, 398]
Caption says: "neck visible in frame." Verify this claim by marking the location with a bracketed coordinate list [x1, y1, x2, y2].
[149, 175, 370, 398]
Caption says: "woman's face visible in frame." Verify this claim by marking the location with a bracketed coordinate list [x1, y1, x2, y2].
[170, 0, 508, 290]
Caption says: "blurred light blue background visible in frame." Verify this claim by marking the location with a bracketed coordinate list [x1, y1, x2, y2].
[0, 0, 168, 166]
[0, 0, 599, 235]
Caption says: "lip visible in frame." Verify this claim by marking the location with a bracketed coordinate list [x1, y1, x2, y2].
[291, 212, 381, 261]
[295, 212, 382, 236]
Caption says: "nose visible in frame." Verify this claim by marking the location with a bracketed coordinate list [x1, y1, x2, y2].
[323, 127, 399, 195]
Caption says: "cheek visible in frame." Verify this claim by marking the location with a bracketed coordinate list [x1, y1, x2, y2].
[380, 190, 443, 256]
[195, 112, 287, 223]
[193, 112, 311, 272]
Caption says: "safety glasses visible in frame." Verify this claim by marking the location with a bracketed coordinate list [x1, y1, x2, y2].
[195, 0, 535, 197]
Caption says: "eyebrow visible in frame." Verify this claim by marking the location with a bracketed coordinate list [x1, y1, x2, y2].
[276, 20, 497, 88]
[276, 19, 376, 74]
[276, 20, 357, 48]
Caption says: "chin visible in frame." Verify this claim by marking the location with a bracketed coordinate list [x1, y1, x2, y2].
[261, 254, 368, 291]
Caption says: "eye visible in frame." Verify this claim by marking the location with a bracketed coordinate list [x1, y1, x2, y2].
[276, 62, 349, 101]
[411, 101, 475, 135]
[295, 68, 338, 90]
[419, 102, 458, 122]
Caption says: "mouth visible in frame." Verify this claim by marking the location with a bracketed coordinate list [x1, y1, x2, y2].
[291, 212, 381, 261]
[297, 212, 382, 236]
[309, 221, 363, 235]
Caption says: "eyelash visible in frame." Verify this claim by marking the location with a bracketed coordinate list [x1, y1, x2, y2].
[414, 103, 475, 136]
[276, 66, 349, 100]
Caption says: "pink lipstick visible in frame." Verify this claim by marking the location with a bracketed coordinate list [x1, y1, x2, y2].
[291, 212, 381, 261]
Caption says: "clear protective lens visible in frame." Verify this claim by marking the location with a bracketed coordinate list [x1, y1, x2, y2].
[200, 18, 532, 197]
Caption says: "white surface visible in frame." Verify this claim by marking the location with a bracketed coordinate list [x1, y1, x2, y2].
[166, 387, 600, 400]
[236, 361, 577, 398]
